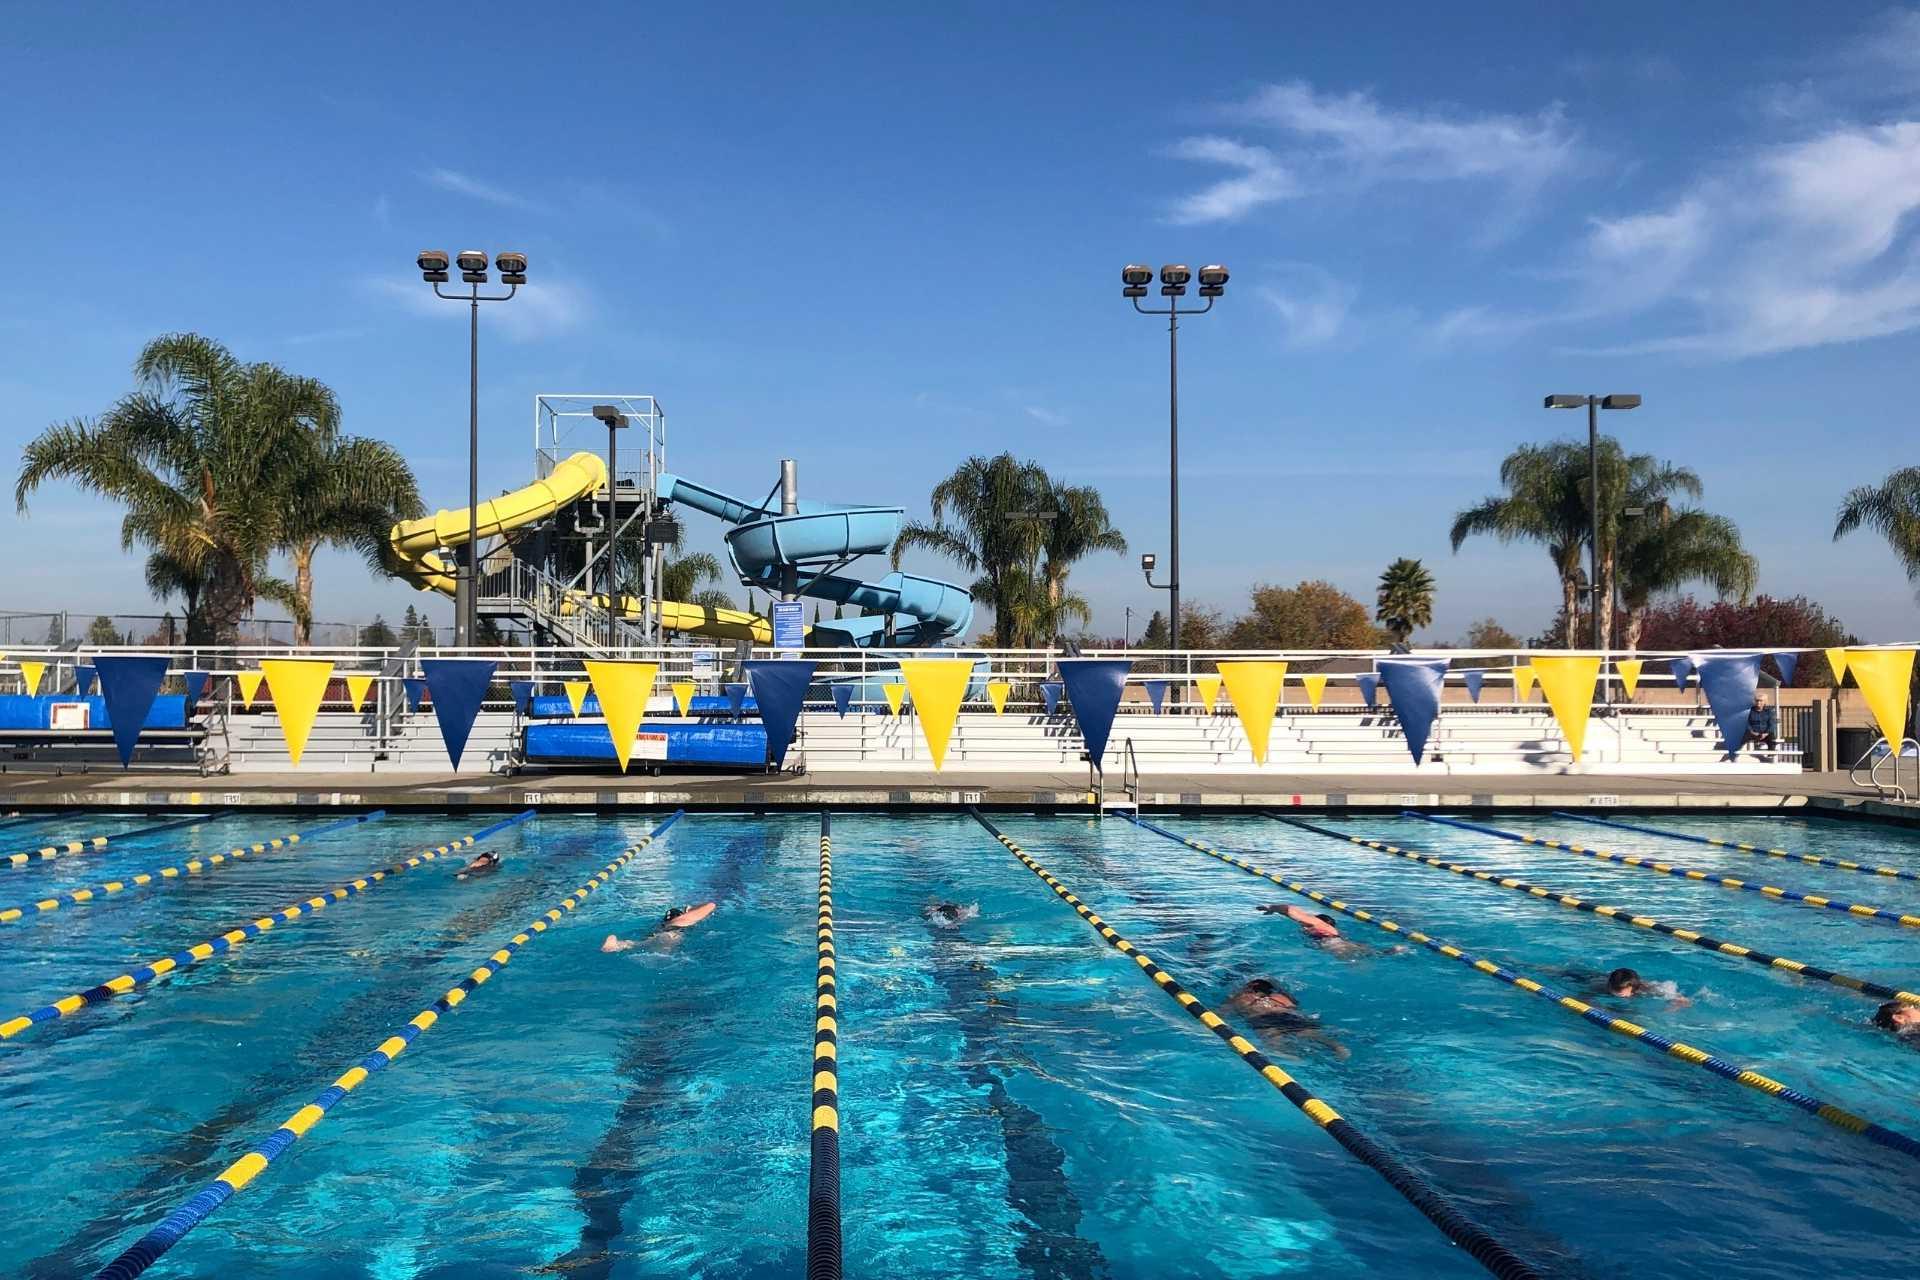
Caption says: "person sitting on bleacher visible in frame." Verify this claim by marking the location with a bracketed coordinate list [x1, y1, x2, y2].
[1744, 694, 1777, 753]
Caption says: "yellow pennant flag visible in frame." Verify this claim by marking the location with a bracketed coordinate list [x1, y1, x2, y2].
[1218, 661, 1289, 764]
[1194, 674, 1222, 713]
[900, 659, 974, 769]
[1826, 647, 1851, 685]
[564, 679, 591, 717]
[18, 660, 44, 696]
[1532, 655, 1601, 762]
[1299, 673, 1328, 709]
[1514, 665, 1536, 701]
[584, 660, 659, 772]
[1845, 648, 1917, 749]
[882, 682, 907, 717]
[237, 670, 266, 708]
[344, 674, 375, 712]
[986, 681, 1011, 714]
[1616, 659, 1643, 700]
[670, 681, 695, 716]
[261, 658, 335, 767]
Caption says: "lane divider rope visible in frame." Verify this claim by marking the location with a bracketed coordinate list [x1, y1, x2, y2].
[3, 811, 223, 870]
[1130, 814, 1920, 1163]
[966, 809, 1540, 1280]
[0, 811, 536, 1041]
[93, 810, 686, 1280]
[1412, 812, 1920, 931]
[1261, 814, 1919, 1008]
[808, 812, 843, 1280]
[0, 811, 387, 925]
[1551, 810, 1920, 883]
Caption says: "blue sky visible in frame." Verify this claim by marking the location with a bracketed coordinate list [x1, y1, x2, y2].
[6, 4, 1920, 642]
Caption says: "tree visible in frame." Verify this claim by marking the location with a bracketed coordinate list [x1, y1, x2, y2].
[86, 615, 120, 646]
[1617, 508, 1756, 650]
[1226, 581, 1384, 649]
[1835, 468, 1920, 599]
[358, 615, 398, 647]
[1138, 610, 1170, 649]
[1462, 618, 1519, 650]
[1375, 558, 1436, 643]
[280, 433, 423, 644]
[1636, 595, 1852, 686]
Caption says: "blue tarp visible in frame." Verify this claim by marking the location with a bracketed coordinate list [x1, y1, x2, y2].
[0, 694, 188, 731]
[523, 721, 767, 767]
[526, 693, 759, 719]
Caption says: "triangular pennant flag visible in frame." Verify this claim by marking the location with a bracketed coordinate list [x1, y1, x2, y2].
[1532, 655, 1602, 762]
[1143, 679, 1168, 713]
[237, 670, 266, 708]
[1826, 647, 1850, 685]
[93, 655, 170, 767]
[1772, 652, 1799, 688]
[561, 680, 590, 716]
[1616, 659, 1643, 699]
[1846, 648, 1917, 749]
[986, 681, 1010, 715]
[746, 660, 817, 768]
[75, 665, 97, 697]
[509, 680, 534, 715]
[1355, 672, 1380, 709]
[1513, 665, 1535, 701]
[183, 671, 209, 705]
[1300, 673, 1328, 709]
[422, 658, 497, 770]
[832, 683, 854, 717]
[19, 660, 45, 696]
[1378, 659, 1447, 763]
[1219, 661, 1288, 764]
[1041, 681, 1064, 716]
[1669, 656, 1695, 692]
[261, 658, 335, 767]
[1463, 669, 1485, 703]
[883, 682, 907, 717]
[1694, 653, 1763, 759]
[1059, 659, 1132, 773]
[345, 674, 375, 712]
[899, 659, 975, 769]
[1195, 674, 1222, 713]
[671, 681, 695, 716]
[584, 660, 660, 772]
[724, 683, 748, 717]
[402, 677, 428, 711]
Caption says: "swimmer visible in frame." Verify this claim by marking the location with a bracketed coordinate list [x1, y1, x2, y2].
[456, 850, 501, 880]
[602, 901, 716, 953]
[1224, 978, 1349, 1059]
[1597, 967, 1691, 1009]
[1258, 903, 1396, 957]
[1873, 1002, 1920, 1040]
[922, 900, 979, 928]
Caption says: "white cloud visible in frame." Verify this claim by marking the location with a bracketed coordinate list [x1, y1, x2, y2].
[422, 167, 540, 211]
[1164, 136, 1296, 224]
[1255, 265, 1356, 348]
[1023, 405, 1069, 427]
[363, 275, 590, 342]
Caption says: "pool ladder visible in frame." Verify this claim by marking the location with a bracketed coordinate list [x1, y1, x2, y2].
[1850, 735, 1920, 802]
[1094, 737, 1142, 815]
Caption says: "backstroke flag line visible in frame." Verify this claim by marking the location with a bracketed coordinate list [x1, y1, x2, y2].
[1669, 656, 1695, 693]
[1513, 665, 1535, 701]
[584, 660, 660, 772]
[1532, 655, 1601, 762]
[1463, 669, 1484, 703]
[1773, 652, 1799, 688]
[402, 678, 427, 712]
[565, 680, 592, 716]
[900, 659, 975, 769]
[1219, 661, 1287, 764]
[1826, 647, 1850, 684]
[986, 682, 1010, 715]
[422, 658, 497, 770]
[261, 658, 334, 767]
[1694, 653, 1762, 759]
[883, 683, 906, 717]
[1355, 672, 1379, 709]
[238, 670, 265, 708]
[1616, 659, 1643, 699]
[1058, 659, 1131, 772]
[1143, 679, 1167, 714]
[1300, 673, 1327, 709]
[1194, 674, 1221, 713]
[93, 655, 169, 767]
[1378, 659, 1447, 763]
[345, 674, 375, 713]
[1845, 648, 1917, 750]
[1041, 682, 1063, 716]
[745, 660, 816, 768]
[832, 684, 854, 717]
[671, 681, 696, 716]
[75, 665, 96, 697]
[17, 661, 43, 696]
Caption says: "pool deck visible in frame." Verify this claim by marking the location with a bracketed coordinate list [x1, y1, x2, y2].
[0, 766, 1911, 821]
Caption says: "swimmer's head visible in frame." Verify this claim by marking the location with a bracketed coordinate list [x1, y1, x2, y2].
[1875, 1001, 1920, 1032]
[1607, 967, 1642, 996]
[1315, 913, 1337, 927]
[1242, 978, 1295, 1005]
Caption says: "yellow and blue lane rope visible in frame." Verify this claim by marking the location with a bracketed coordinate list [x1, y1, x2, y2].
[2, 811, 220, 870]
[94, 810, 686, 1280]
[1265, 814, 1920, 1008]
[1414, 812, 1920, 931]
[1552, 810, 1920, 882]
[1130, 814, 1920, 1163]
[0, 811, 385, 925]
[0, 811, 535, 1042]
[808, 812, 842, 1280]
[967, 810, 1541, 1280]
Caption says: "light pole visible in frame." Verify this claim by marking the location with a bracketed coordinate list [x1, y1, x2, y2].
[1545, 392, 1641, 703]
[593, 405, 629, 649]
[1123, 262, 1227, 651]
[416, 248, 526, 647]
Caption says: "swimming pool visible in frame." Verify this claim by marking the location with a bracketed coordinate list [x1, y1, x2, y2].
[1, 806, 1916, 1276]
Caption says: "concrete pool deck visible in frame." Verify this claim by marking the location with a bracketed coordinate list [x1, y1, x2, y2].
[0, 766, 1912, 822]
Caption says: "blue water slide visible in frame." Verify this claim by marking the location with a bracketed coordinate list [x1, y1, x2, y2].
[656, 474, 975, 647]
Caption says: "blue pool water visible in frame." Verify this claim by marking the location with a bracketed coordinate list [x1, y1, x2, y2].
[1, 807, 1918, 1276]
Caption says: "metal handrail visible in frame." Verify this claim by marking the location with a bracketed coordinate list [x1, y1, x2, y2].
[1852, 736, 1919, 801]
[1122, 736, 1141, 805]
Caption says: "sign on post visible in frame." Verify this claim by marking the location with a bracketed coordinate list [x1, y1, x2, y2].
[772, 601, 805, 651]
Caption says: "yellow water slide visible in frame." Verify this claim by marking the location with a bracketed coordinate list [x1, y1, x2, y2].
[388, 450, 776, 642]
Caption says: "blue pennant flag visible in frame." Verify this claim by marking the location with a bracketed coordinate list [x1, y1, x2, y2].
[1694, 653, 1763, 759]
[1058, 659, 1132, 772]
[1378, 659, 1448, 763]
[510, 680, 534, 714]
[402, 678, 428, 711]
[1670, 656, 1695, 692]
[1041, 681, 1064, 716]
[182, 671, 209, 705]
[93, 655, 170, 767]
[724, 682, 747, 719]
[831, 684, 854, 717]
[75, 665, 96, 697]
[1143, 678, 1168, 714]
[1463, 669, 1484, 703]
[421, 659, 496, 769]
[746, 660, 817, 768]
[1772, 652, 1800, 687]
[1355, 672, 1380, 709]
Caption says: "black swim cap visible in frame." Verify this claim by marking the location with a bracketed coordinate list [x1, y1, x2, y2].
[1607, 968, 1640, 990]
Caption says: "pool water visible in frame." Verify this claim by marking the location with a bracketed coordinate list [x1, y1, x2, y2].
[1, 807, 1917, 1277]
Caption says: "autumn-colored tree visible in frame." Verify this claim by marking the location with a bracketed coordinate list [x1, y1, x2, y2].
[1634, 595, 1852, 686]
[1226, 581, 1385, 649]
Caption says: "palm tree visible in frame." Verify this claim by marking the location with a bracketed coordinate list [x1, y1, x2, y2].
[1040, 480, 1127, 617]
[141, 550, 208, 641]
[280, 433, 423, 644]
[1835, 468, 1920, 595]
[1617, 509, 1757, 649]
[1375, 557, 1436, 643]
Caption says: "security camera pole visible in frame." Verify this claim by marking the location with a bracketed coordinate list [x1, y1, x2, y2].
[416, 248, 527, 647]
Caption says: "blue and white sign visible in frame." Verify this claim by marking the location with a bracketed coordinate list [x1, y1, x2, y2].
[772, 601, 805, 650]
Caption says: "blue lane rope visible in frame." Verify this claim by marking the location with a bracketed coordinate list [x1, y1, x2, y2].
[1131, 814, 1920, 1164]
[0, 811, 386, 924]
[94, 810, 685, 1280]
[0, 811, 535, 1041]
[1551, 810, 1920, 883]
[1412, 812, 1920, 931]
[808, 812, 843, 1280]
[1261, 814, 1919, 1008]
[2, 811, 225, 870]
[968, 809, 1541, 1280]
